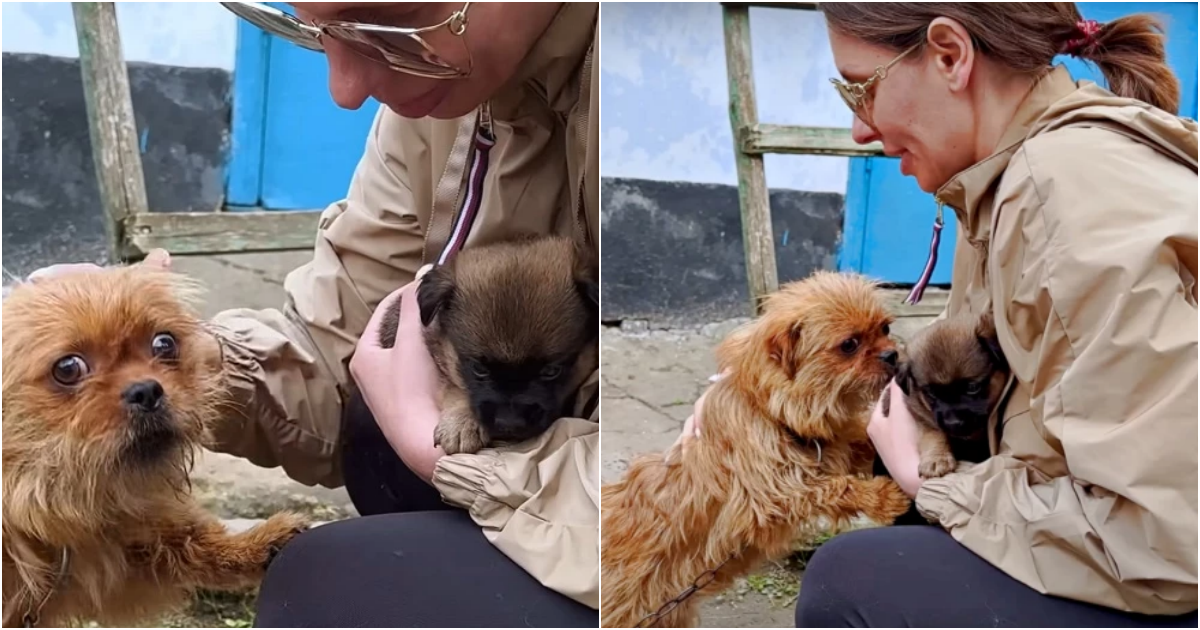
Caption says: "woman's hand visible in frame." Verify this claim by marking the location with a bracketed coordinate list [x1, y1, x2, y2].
[664, 371, 727, 464]
[869, 380, 924, 498]
[24, 248, 172, 281]
[349, 264, 445, 483]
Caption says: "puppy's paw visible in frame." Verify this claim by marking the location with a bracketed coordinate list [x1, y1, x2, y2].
[245, 512, 311, 569]
[918, 453, 957, 479]
[434, 416, 488, 455]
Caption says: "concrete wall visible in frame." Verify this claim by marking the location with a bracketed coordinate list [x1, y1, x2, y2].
[1, 3, 235, 276]
[600, 3, 850, 324]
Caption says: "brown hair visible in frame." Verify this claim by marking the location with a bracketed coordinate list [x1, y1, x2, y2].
[819, 3, 1181, 113]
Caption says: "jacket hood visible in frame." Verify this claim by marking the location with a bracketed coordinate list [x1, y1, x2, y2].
[936, 64, 1199, 246]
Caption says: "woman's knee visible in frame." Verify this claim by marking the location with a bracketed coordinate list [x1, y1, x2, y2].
[794, 525, 947, 627]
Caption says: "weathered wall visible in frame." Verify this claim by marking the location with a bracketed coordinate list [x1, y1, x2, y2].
[2, 53, 231, 275]
[601, 177, 843, 326]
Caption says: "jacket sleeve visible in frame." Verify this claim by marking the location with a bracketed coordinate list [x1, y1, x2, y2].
[916, 139, 1198, 614]
[432, 371, 600, 610]
[205, 107, 427, 488]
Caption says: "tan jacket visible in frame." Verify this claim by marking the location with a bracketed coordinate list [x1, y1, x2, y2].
[204, 4, 599, 608]
[915, 65, 1198, 615]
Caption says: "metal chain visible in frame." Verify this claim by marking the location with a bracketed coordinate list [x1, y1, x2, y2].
[635, 554, 736, 628]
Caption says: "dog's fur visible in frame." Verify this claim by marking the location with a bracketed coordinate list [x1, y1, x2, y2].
[2, 267, 308, 628]
[378, 234, 598, 454]
[890, 311, 1009, 478]
[600, 272, 913, 628]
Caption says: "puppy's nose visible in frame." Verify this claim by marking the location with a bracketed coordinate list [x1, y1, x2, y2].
[123, 380, 164, 412]
[879, 349, 899, 366]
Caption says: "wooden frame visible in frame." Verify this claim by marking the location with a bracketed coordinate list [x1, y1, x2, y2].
[721, 2, 884, 314]
[72, 2, 318, 260]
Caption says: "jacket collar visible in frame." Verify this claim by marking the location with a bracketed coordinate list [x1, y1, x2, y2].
[498, 2, 597, 116]
[935, 65, 1079, 245]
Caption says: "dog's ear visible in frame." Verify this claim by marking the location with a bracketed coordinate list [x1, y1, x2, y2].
[895, 360, 913, 396]
[416, 266, 456, 327]
[765, 321, 803, 378]
[975, 311, 1008, 371]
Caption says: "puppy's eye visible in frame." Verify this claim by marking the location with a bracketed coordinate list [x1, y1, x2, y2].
[840, 338, 860, 355]
[52, 355, 90, 386]
[965, 381, 984, 396]
[151, 333, 179, 361]
[882, 323, 891, 336]
[472, 365, 490, 379]
[540, 365, 563, 381]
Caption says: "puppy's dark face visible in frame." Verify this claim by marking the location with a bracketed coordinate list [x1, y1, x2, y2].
[419, 236, 598, 443]
[896, 312, 1009, 441]
[2, 268, 220, 494]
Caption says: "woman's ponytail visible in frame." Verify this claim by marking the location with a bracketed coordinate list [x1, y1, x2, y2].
[1067, 14, 1181, 114]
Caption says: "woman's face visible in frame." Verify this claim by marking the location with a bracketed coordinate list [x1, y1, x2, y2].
[827, 26, 977, 193]
[294, 3, 559, 119]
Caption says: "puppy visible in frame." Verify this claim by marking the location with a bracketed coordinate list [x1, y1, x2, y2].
[378, 234, 598, 455]
[889, 311, 1009, 478]
[2, 267, 308, 628]
[601, 272, 913, 628]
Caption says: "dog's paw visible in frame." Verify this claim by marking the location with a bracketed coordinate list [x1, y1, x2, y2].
[863, 477, 915, 525]
[918, 453, 957, 479]
[249, 512, 311, 568]
[434, 417, 487, 455]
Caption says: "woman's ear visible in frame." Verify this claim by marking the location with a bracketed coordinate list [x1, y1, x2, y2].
[926, 17, 975, 93]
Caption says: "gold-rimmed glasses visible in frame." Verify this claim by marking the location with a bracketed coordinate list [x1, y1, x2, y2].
[220, 2, 473, 79]
[829, 43, 920, 128]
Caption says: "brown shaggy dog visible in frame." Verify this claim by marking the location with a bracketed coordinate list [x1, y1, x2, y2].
[600, 272, 913, 628]
[2, 268, 308, 628]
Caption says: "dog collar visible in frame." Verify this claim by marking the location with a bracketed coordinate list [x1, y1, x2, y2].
[783, 427, 823, 464]
[21, 547, 70, 628]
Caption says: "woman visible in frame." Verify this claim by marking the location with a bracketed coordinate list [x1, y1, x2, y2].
[681, 3, 1196, 627]
[29, 2, 598, 627]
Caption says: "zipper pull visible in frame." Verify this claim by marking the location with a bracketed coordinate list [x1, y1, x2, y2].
[479, 100, 494, 141]
[904, 197, 946, 306]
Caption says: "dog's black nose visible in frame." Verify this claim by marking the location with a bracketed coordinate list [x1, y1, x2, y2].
[879, 349, 899, 366]
[123, 380, 164, 412]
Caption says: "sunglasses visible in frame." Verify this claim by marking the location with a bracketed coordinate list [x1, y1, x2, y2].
[829, 43, 920, 128]
[220, 2, 472, 79]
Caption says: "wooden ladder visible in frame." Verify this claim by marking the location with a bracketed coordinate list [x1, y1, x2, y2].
[73, 2, 317, 262]
[721, 2, 884, 314]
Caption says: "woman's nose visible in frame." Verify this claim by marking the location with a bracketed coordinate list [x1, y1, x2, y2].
[850, 115, 881, 145]
[324, 38, 374, 110]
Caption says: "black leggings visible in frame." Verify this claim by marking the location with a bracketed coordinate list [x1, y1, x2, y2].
[254, 393, 596, 627]
[795, 525, 1198, 628]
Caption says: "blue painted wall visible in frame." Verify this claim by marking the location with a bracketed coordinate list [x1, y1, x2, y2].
[226, 3, 380, 210]
[841, 2, 1199, 284]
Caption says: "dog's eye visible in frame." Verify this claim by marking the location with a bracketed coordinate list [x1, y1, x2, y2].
[882, 323, 891, 336]
[472, 365, 490, 379]
[151, 333, 179, 361]
[52, 355, 90, 386]
[840, 338, 860, 354]
[540, 365, 563, 381]
[965, 381, 984, 396]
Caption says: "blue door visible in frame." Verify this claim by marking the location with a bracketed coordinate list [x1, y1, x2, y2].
[226, 3, 380, 210]
[839, 2, 1198, 284]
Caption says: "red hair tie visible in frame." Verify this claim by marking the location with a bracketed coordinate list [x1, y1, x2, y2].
[1061, 19, 1103, 56]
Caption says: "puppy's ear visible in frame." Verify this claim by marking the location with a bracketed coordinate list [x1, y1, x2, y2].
[895, 360, 913, 396]
[573, 240, 599, 309]
[416, 266, 456, 327]
[975, 311, 1008, 370]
